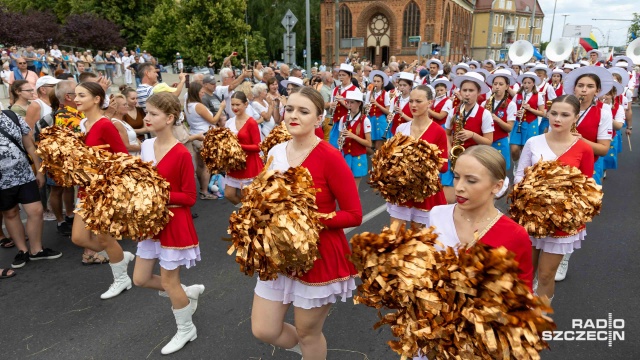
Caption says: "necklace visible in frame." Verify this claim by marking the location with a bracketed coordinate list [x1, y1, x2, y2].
[286, 138, 319, 166]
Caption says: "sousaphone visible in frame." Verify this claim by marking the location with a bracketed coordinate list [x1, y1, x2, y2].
[509, 40, 534, 64]
[626, 38, 640, 65]
[546, 38, 573, 62]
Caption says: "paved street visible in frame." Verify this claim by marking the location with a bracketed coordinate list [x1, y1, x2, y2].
[1, 105, 639, 360]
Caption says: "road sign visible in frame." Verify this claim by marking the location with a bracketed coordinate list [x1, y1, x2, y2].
[303, 49, 307, 58]
[417, 42, 432, 57]
[340, 37, 364, 49]
[408, 36, 422, 43]
[281, 9, 298, 32]
[283, 32, 296, 65]
[562, 25, 592, 38]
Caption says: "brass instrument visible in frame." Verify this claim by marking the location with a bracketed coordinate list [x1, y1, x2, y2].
[338, 108, 350, 151]
[449, 101, 468, 170]
[485, 94, 495, 111]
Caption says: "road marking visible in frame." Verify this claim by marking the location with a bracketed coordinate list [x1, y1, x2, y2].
[344, 203, 387, 234]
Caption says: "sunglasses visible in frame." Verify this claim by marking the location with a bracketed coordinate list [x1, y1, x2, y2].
[17, 62, 27, 65]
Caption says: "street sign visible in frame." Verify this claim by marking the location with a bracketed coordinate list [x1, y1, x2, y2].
[283, 32, 296, 65]
[408, 36, 421, 43]
[417, 42, 432, 57]
[339, 37, 364, 49]
[281, 9, 298, 32]
[562, 25, 592, 38]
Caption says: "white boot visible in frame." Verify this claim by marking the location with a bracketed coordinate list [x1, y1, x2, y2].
[286, 343, 302, 355]
[159, 284, 205, 315]
[158, 284, 187, 298]
[555, 253, 571, 281]
[100, 252, 134, 300]
[161, 302, 197, 355]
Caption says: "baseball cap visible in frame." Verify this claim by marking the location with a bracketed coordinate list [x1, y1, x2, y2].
[203, 75, 217, 84]
[152, 82, 177, 93]
[35, 76, 61, 90]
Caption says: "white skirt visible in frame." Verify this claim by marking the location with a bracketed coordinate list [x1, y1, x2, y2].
[530, 229, 586, 255]
[225, 175, 254, 189]
[386, 203, 430, 225]
[136, 239, 201, 270]
[255, 276, 356, 310]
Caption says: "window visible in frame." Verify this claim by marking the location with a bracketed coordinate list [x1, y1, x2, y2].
[537, 19, 541, 28]
[514, 17, 518, 27]
[521, 18, 527, 28]
[402, 1, 421, 47]
[507, 0, 513, 9]
[499, 0, 505, 8]
[495, 15, 499, 25]
[493, 33, 497, 44]
[534, 34, 540, 44]
[500, 15, 504, 26]
[339, 5, 352, 39]
[498, 33, 503, 44]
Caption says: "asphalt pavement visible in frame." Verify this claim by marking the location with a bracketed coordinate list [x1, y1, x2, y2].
[1, 105, 639, 360]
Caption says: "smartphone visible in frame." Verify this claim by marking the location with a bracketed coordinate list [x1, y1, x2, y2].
[185, 74, 190, 88]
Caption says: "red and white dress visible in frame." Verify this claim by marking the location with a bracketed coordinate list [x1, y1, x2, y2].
[515, 135, 595, 254]
[389, 94, 412, 135]
[225, 117, 264, 188]
[386, 121, 448, 225]
[331, 84, 357, 124]
[255, 141, 363, 309]
[137, 139, 200, 270]
[430, 95, 453, 127]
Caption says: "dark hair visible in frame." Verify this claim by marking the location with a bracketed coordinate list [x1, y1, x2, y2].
[56, 73, 74, 80]
[413, 84, 434, 100]
[460, 79, 481, 92]
[492, 75, 511, 86]
[372, 74, 385, 84]
[10, 80, 29, 99]
[398, 78, 413, 87]
[137, 63, 156, 80]
[77, 82, 106, 108]
[185, 82, 203, 113]
[516, 76, 539, 95]
[339, 70, 352, 79]
[78, 71, 98, 83]
[289, 87, 324, 116]
[550, 94, 580, 115]
[266, 76, 278, 89]
[230, 91, 248, 103]
[575, 73, 602, 91]
[146, 93, 181, 125]
[119, 86, 136, 97]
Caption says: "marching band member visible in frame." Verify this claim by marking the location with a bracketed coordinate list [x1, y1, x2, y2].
[423, 59, 444, 85]
[387, 72, 415, 137]
[252, 87, 362, 360]
[428, 79, 453, 128]
[533, 64, 557, 134]
[510, 72, 545, 173]
[588, 50, 604, 67]
[442, 72, 494, 203]
[329, 64, 357, 148]
[555, 66, 614, 282]
[471, 68, 491, 105]
[600, 81, 625, 172]
[483, 59, 496, 73]
[467, 60, 480, 70]
[449, 63, 470, 111]
[387, 85, 448, 232]
[224, 92, 264, 205]
[511, 63, 524, 76]
[515, 95, 594, 303]
[483, 69, 517, 169]
[550, 68, 565, 97]
[132, 92, 204, 355]
[365, 70, 391, 150]
[338, 89, 372, 188]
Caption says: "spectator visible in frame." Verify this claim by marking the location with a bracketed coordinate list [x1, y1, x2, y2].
[119, 86, 146, 136]
[261, 67, 275, 84]
[265, 77, 282, 124]
[105, 51, 116, 82]
[0, 109, 62, 269]
[176, 52, 184, 73]
[250, 83, 275, 139]
[275, 64, 289, 95]
[94, 50, 106, 76]
[109, 94, 142, 156]
[61, 50, 71, 71]
[137, 63, 186, 112]
[7, 58, 39, 103]
[207, 54, 215, 75]
[9, 80, 33, 117]
[23, 46, 38, 73]
[290, 67, 303, 79]
[1, 62, 11, 94]
[50, 45, 62, 70]
[218, 67, 250, 116]
[201, 76, 225, 122]
[25, 76, 60, 130]
[122, 51, 133, 85]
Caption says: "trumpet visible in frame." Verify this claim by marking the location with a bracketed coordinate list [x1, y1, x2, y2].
[449, 101, 468, 170]
[338, 108, 350, 151]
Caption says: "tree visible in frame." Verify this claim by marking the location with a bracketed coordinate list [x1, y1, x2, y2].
[629, 12, 640, 43]
[0, 7, 61, 47]
[143, 0, 267, 66]
[62, 13, 126, 50]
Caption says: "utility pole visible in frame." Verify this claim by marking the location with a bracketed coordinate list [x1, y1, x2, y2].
[305, 0, 311, 77]
[529, 2, 537, 43]
[334, 0, 340, 65]
[549, 0, 558, 41]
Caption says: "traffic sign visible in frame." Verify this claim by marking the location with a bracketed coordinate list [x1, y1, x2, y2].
[281, 9, 298, 32]
[417, 42, 432, 57]
[340, 37, 364, 49]
[408, 36, 422, 43]
[562, 25, 592, 38]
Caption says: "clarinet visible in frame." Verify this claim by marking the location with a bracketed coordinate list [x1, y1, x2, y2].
[516, 92, 528, 134]
[338, 108, 350, 151]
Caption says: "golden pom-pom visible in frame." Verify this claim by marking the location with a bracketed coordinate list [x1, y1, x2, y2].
[368, 133, 445, 204]
[76, 153, 173, 240]
[260, 122, 292, 161]
[351, 227, 556, 360]
[509, 160, 603, 238]
[226, 157, 333, 281]
[200, 127, 246, 173]
[36, 126, 107, 187]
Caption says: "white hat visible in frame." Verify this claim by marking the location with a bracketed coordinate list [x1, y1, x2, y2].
[525, 62, 536, 68]
[369, 70, 389, 86]
[397, 72, 415, 84]
[452, 72, 490, 93]
[612, 56, 634, 71]
[427, 59, 443, 70]
[431, 78, 452, 91]
[451, 63, 470, 76]
[467, 60, 481, 69]
[587, 50, 603, 60]
[551, 68, 565, 79]
[176, 52, 180, 55]
[35, 75, 61, 91]
[608, 67, 629, 87]
[496, 63, 509, 69]
[563, 64, 576, 70]
[609, 81, 624, 96]
[280, 77, 304, 88]
[338, 63, 354, 74]
[472, 68, 490, 81]
[345, 89, 364, 102]
[579, 60, 590, 67]
[532, 64, 551, 78]
[483, 59, 496, 67]
[487, 69, 516, 86]
[564, 66, 614, 98]
[517, 71, 542, 86]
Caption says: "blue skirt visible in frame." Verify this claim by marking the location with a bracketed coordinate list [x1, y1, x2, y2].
[509, 119, 539, 146]
[593, 157, 604, 185]
[370, 115, 388, 141]
[603, 132, 619, 170]
[616, 126, 625, 154]
[538, 117, 550, 134]
[492, 138, 511, 170]
[329, 122, 340, 149]
[344, 154, 368, 177]
[441, 160, 454, 187]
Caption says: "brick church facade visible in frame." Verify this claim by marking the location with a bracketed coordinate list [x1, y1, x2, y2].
[320, 0, 474, 66]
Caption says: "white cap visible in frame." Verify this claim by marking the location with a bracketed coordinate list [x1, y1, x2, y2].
[345, 89, 364, 102]
[280, 77, 304, 88]
[35, 76, 61, 91]
[338, 63, 354, 74]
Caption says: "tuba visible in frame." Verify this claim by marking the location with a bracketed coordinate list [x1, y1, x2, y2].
[508, 40, 534, 65]
[546, 38, 573, 63]
[626, 38, 640, 65]
[449, 101, 468, 170]
[338, 108, 350, 151]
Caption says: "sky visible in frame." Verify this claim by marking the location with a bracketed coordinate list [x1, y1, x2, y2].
[538, 0, 637, 47]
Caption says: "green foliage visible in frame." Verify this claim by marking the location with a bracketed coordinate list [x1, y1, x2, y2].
[629, 13, 640, 43]
[539, 41, 549, 53]
[143, 0, 267, 66]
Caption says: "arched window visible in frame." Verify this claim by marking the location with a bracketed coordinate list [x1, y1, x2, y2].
[402, 1, 420, 47]
[340, 5, 352, 39]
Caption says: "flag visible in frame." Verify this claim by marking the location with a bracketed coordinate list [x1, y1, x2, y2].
[580, 33, 599, 52]
[533, 47, 543, 60]
[607, 48, 613, 63]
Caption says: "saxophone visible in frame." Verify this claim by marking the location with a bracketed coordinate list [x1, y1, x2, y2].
[338, 108, 350, 151]
[449, 101, 468, 170]
[485, 93, 495, 111]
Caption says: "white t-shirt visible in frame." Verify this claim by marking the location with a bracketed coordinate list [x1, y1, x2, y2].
[389, 94, 410, 114]
[577, 103, 613, 141]
[251, 99, 275, 139]
[538, 80, 557, 101]
[50, 49, 62, 59]
[339, 112, 372, 134]
[432, 96, 453, 115]
[480, 98, 517, 121]
[365, 89, 390, 107]
[445, 103, 495, 134]
[215, 85, 232, 116]
[185, 102, 213, 135]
